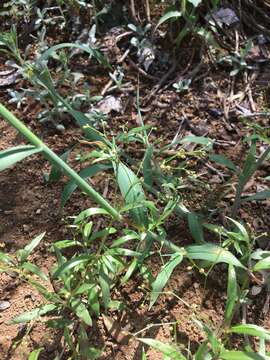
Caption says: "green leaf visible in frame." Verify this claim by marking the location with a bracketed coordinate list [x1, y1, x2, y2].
[193, 319, 220, 354]
[0, 251, 14, 265]
[138, 338, 186, 360]
[99, 263, 110, 309]
[11, 304, 56, 324]
[238, 140, 257, 187]
[53, 240, 82, 250]
[53, 255, 90, 278]
[28, 348, 44, 360]
[180, 135, 213, 148]
[224, 265, 237, 326]
[46, 318, 72, 328]
[61, 163, 111, 207]
[88, 286, 100, 316]
[185, 243, 245, 268]
[150, 253, 183, 309]
[220, 351, 266, 360]
[111, 232, 140, 248]
[22, 262, 48, 281]
[141, 347, 147, 360]
[17, 232, 46, 263]
[209, 154, 237, 172]
[70, 298, 92, 326]
[46, 148, 71, 183]
[74, 207, 109, 224]
[188, 212, 204, 244]
[242, 190, 270, 202]
[38, 43, 110, 68]
[227, 218, 250, 243]
[156, 11, 182, 30]
[116, 162, 148, 228]
[254, 256, 270, 271]
[122, 258, 138, 284]
[229, 324, 270, 340]
[143, 145, 154, 188]
[195, 340, 210, 360]
[187, 0, 202, 7]
[0, 145, 42, 172]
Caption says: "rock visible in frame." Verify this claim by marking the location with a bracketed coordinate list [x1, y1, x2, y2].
[206, 8, 239, 26]
[0, 301, 11, 311]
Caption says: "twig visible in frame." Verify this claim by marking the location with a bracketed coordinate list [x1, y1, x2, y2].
[127, 56, 158, 81]
[145, 0, 151, 22]
[130, 0, 137, 21]
[143, 58, 177, 104]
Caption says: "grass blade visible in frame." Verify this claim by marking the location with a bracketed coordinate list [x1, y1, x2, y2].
[17, 232, 46, 263]
[229, 324, 270, 340]
[224, 265, 237, 326]
[61, 163, 111, 207]
[28, 348, 44, 360]
[220, 351, 266, 360]
[188, 212, 205, 244]
[11, 304, 57, 324]
[185, 243, 245, 268]
[138, 338, 186, 360]
[0, 145, 42, 171]
[116, 162, 148, 228]
[253, 256, 270, 271]
[149, 253, 183, 309]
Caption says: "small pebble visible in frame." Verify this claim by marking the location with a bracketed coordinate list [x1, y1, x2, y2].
[0, 301, 11, 311]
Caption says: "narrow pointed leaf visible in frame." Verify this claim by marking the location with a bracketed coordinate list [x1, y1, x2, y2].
[138, 338, 186, 360]
[17, 232, 46, 263]
[188, 212, 204, 243]
[28, 348, 44, 360]
[156, 11, 182, 30]
[70, 298, 92, 326]
[143, 145, 154, 187]
[229, 324, 270, 340]
[0, 145, 42, 171]
[185, 243, 245, 268]
[38, 43, 110, 68]
[254, 256, 270, 271]
[11, 304, 57, 324]
[242, 190, 270, 202]
[220, 351, 266, 360]
[61, 163, 111, 207]
[22, 262, 48, 281]
[53, 255, 90, 278]
[150, 253, 183, 308]
[117, 162, 148, 228]
[224, 265, 237, 325]
[209, 154, 237, 172]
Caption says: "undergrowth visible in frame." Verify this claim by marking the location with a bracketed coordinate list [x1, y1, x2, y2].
[0, 1, 270, 359]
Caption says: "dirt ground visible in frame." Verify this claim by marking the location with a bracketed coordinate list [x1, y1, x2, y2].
[1, 3, 270, 359]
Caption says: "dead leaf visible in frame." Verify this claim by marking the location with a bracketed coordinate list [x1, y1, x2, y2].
[97, 96, 123, 114]
[0, 70, 20, 87]
[102, 314, 131, 345]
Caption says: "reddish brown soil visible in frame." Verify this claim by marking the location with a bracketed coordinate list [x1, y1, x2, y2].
[1, 6, 270, 358]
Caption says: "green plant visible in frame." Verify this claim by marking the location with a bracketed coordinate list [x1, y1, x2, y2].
[0, 103, 120, 220]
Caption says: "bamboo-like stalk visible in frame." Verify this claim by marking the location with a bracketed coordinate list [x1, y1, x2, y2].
[0, 103, 121, 221]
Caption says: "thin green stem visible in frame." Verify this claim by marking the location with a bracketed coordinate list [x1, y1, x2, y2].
[0, 103, 121, 221]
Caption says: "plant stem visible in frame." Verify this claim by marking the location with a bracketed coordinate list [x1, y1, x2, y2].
[0, 103, 121, 221]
